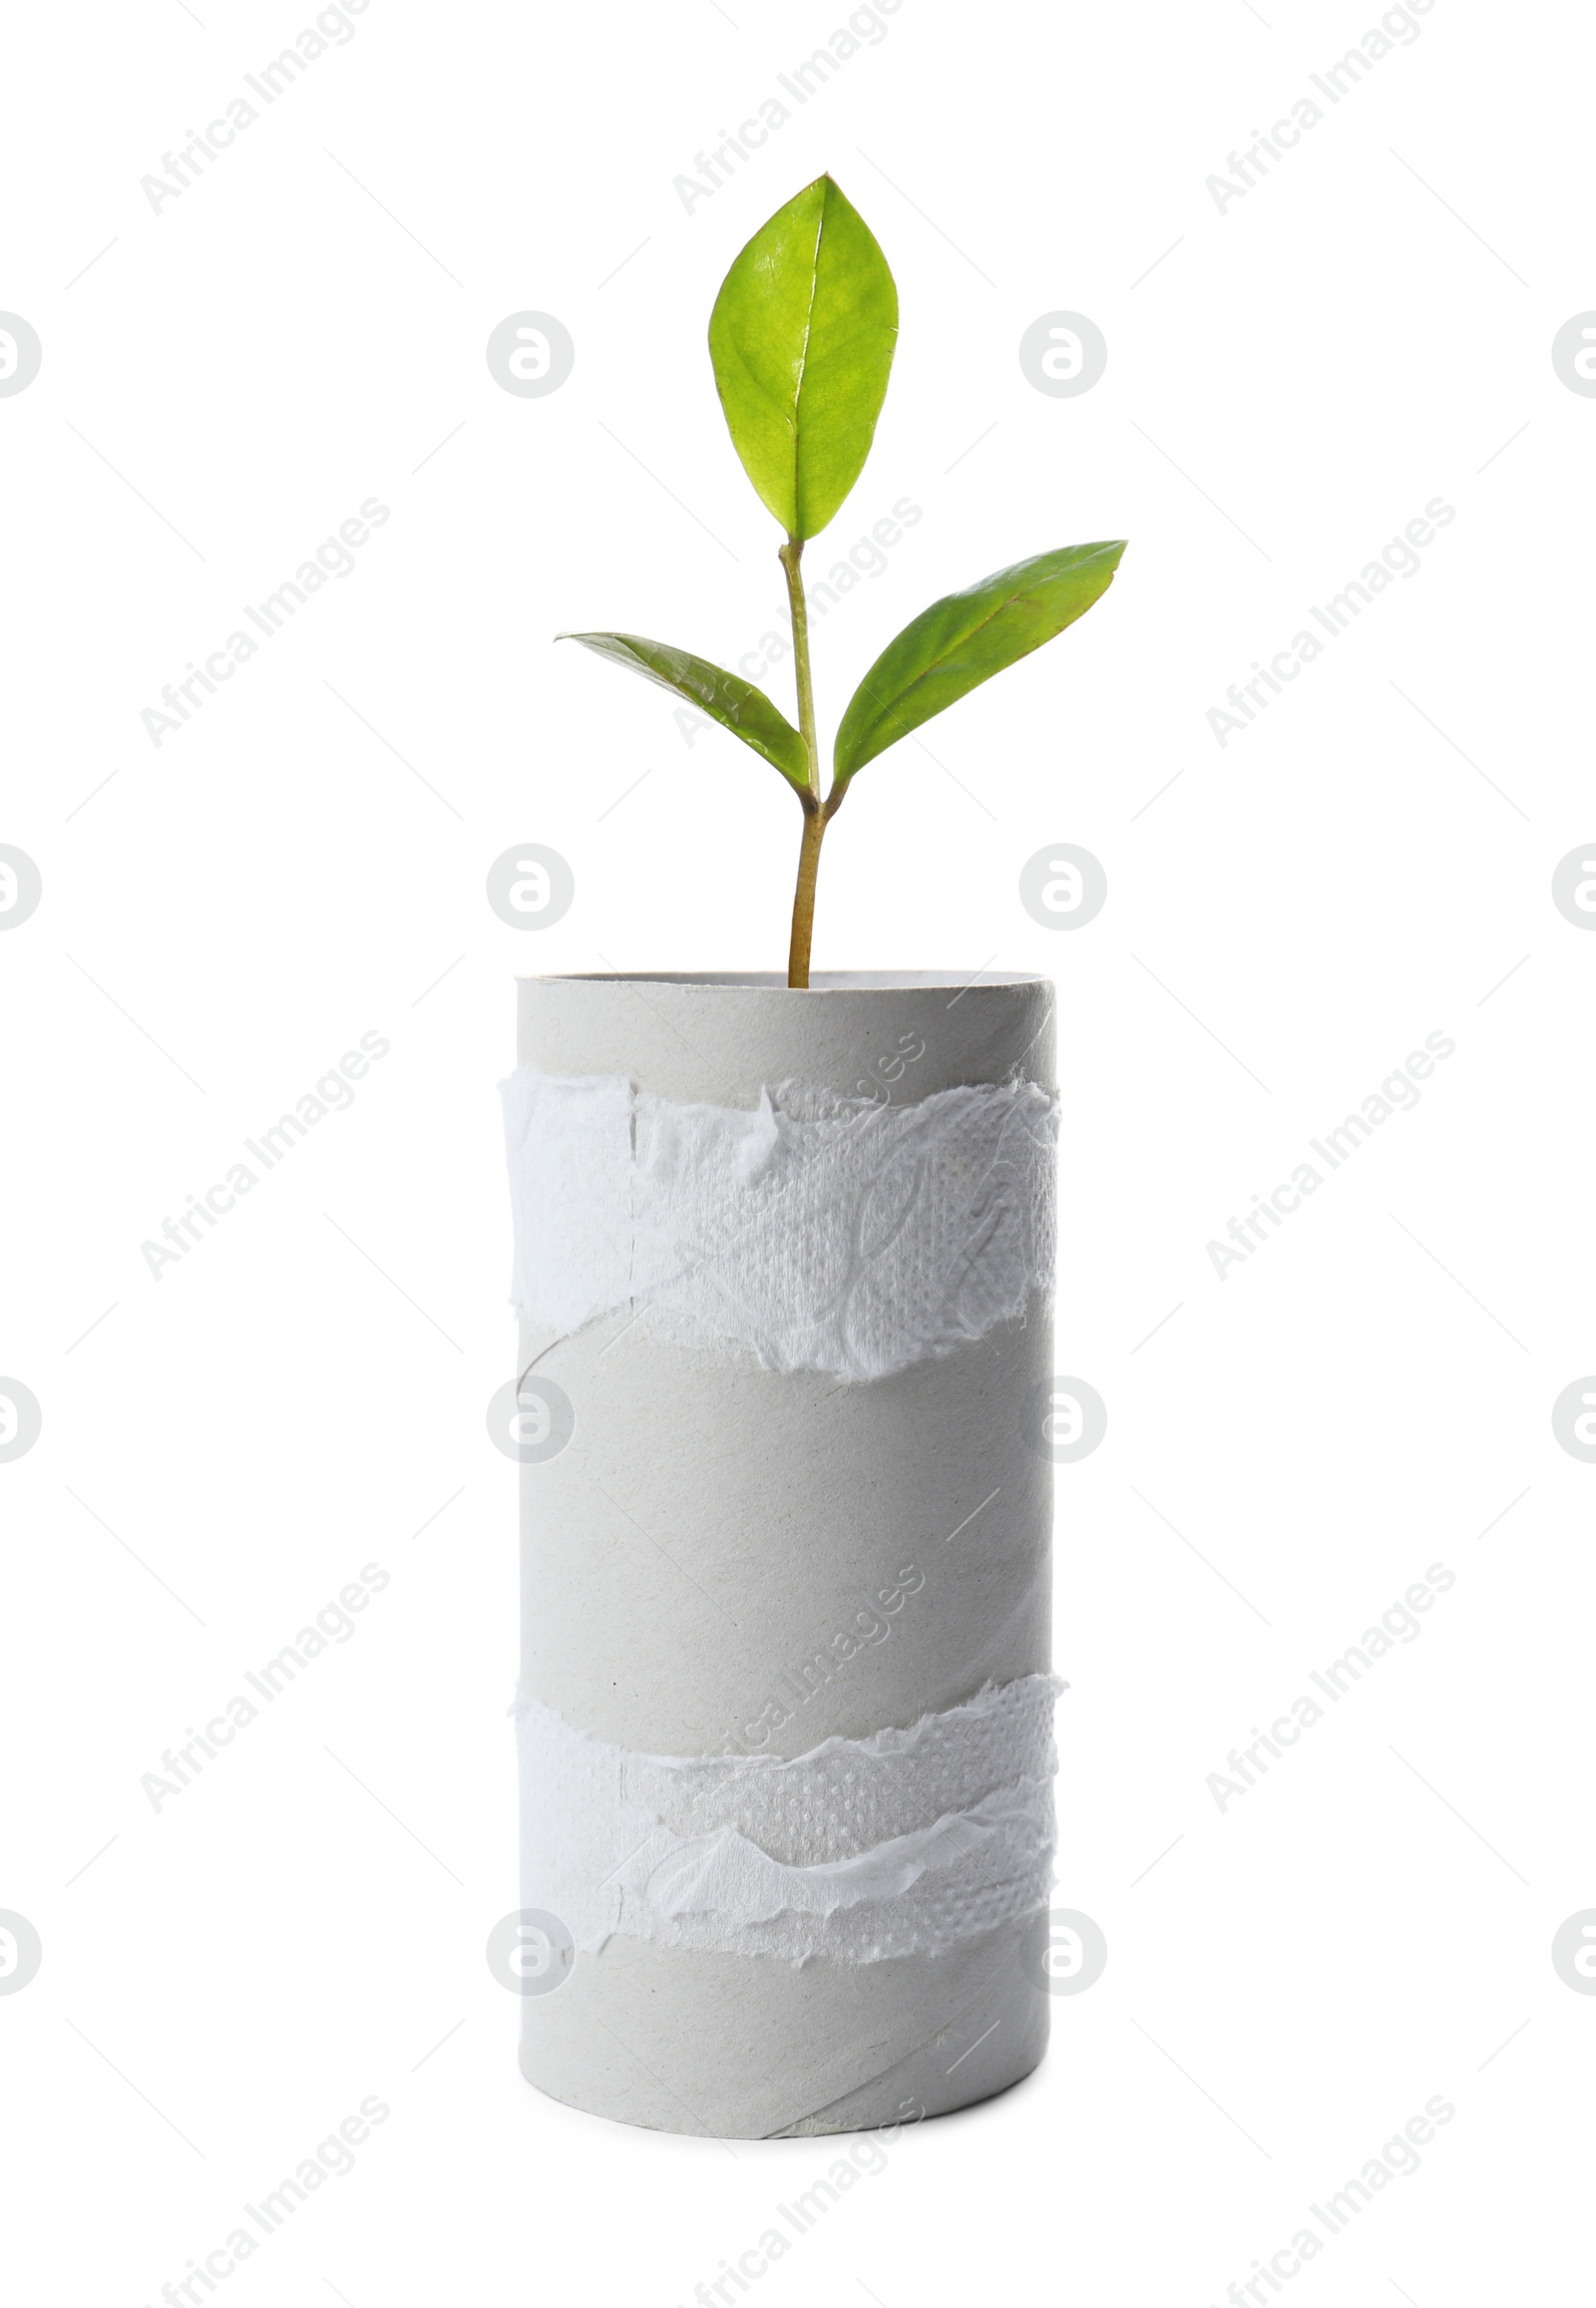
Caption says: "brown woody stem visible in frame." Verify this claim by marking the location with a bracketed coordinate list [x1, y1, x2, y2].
[787, 800, 826, 988]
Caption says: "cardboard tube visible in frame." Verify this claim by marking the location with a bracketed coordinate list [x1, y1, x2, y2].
[512, 972, 1056, 2136]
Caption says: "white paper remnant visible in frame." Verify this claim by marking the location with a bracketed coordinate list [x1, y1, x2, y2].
[515, 1675, 1060, 1965]
[500, 1068, 1058, 1381]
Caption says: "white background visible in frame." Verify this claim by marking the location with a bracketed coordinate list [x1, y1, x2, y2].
[2, 0, 1592, 2299]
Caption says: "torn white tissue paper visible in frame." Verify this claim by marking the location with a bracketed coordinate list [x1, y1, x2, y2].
[500, 1069, 1058, 1381]
[515, 1675, 1060, 1965]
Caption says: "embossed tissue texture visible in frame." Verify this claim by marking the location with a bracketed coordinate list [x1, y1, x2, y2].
[501, 1070, 1058, 1381]
[516, 1675, 1061, 1965]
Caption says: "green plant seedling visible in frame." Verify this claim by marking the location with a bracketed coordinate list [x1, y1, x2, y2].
[562, 174, 1126, 986]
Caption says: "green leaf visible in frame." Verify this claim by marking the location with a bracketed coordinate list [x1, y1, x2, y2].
[708, 174, 898, 542]
[832, 542, 1127, 787]
[559, 631, 810, 792]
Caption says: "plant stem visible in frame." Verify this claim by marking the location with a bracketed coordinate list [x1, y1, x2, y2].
[778, 538, 820, 792]
[787, 803, 826, 987]
[779, 537, 824, 988]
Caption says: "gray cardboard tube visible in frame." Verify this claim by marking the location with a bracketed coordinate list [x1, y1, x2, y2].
[514, 972, 1055, 2137]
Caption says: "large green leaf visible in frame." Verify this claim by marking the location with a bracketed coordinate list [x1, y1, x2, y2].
[832, 542, 1127, 787]
[559, 631, 809, 792]
[708, 175, 898, 542]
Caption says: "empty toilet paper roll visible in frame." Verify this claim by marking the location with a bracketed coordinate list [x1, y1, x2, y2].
[508, 973, 1058, 2137]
